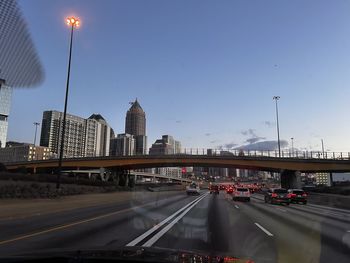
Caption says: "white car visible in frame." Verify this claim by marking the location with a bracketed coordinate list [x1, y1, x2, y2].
[232, 187, 251, 202]
[186, 183, 200, 195]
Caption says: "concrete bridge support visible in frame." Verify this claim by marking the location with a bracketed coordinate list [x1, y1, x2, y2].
[110, 168, 130, 187]
[280, 170, 301, 189]
[111, 170, 120, 185]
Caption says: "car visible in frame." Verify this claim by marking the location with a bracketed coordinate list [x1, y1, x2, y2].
[288, 189, 308, 204]
[219, 184, 226, 191]
[186, 182, 200, 195]
[209, 184, 219, 194]
[226, 185, 234, 194]
[264, 188, 291, 205]
[232, 187, 250, 201]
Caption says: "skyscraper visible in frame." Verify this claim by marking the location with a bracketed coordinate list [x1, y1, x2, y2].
[0, 79, 12, 148]
[40, 110, 113, 158]
[149, 135, 182, 177]
[0, 0, 44, 88]
[149, 135, 181, 155]
[125, 99, 145, 136]
[125, 99, 147, 155]
[110, 133, 135, 156]
[40, 111, 86, 158]
[85, 114, 113, 157]
[0, 0, 43, 148]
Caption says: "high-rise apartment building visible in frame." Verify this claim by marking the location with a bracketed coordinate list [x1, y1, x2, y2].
[40, 110, 113, 158]
[125, 99, 147, 155]
[40, 111, 86, 158]
[0, 80, 12, 148]
[85, 114, 112, 157]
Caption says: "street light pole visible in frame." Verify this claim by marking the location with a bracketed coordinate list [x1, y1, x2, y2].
[291, 137, 294, 157]
[57, 17, 80, 190]
[273, 96, 281, 157]
[321, 139, 325, 157]
[33, 122, 40, 146]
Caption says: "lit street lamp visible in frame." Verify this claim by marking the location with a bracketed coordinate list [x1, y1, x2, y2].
[57, 16, 80, 190]
[33, 122, 40, 146]
[273, 96, 281, 157]
[291, 137, 294, 157]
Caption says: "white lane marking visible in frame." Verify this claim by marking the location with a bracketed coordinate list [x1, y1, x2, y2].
[234, 205, 239, 209]
[142, 193, 208, 247]
[276, 207, 287, 212]
[126, 193, 207, 246]
[255, 223, 274, 236]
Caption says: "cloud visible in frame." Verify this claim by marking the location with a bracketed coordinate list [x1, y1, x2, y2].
[241, 129, 256, 136]
[246, 137, 265, 144]
[210, 140, 220, 144]
[235, 140, 289, 151]
[263, 121, 275, 128]
[241, 128, 265, 144]
[217, 142, 238, 150]
[175, 120, 182, 123]
[205, 133, 211, 136]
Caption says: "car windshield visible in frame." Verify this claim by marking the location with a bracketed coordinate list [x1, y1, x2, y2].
[1, 1, 350, 263]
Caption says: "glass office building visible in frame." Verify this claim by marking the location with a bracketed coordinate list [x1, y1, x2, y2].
[0, 80, 12, 148]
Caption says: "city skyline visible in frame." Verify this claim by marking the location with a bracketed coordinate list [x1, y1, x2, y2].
[7, 0, 350, 151]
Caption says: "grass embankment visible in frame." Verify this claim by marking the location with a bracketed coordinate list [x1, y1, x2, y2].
[306, 185, 350, 195]
[0, 172, 123, 199]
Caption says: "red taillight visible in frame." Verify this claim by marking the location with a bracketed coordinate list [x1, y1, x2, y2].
[302, 193, 307, 197]
[271, 193, 277, 198]
[287, 194, 292, 198]
[291, 193, 296, 198]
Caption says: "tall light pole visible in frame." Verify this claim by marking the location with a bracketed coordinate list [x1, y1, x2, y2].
[57, 16, 80, 190]
[321, 139, 325, 157]
[273, 96, 281, 157]
[33, 122, 40, 146]
[291, 137, 294, 157]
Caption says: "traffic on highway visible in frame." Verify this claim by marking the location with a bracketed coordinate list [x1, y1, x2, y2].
[1, 0, 350, 262]
[0, 183, 349, 262]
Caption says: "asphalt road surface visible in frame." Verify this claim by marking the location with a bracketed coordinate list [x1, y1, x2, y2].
[0, 190, 349, 263]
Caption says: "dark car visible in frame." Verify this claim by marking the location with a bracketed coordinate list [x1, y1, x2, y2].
[288, 189, 307, 204]
[264, 188, 291, 205]
[210, 184, 219, 194]
[219, 184, 226, 191]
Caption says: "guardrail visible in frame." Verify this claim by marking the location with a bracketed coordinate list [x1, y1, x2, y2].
[178, 149, 350, 160]
[5, 148, 350, 164]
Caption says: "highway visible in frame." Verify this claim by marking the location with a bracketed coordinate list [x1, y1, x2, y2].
[0, 190, 349, 263]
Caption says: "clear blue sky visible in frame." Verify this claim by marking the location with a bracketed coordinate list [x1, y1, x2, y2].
[8, 0, 350, 152]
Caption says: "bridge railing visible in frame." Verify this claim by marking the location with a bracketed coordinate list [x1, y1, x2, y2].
[10, 149, 350, 164]
[178, 148, 350, 160]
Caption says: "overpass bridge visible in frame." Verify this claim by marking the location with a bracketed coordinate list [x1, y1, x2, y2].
[4, 150, 350, 188]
